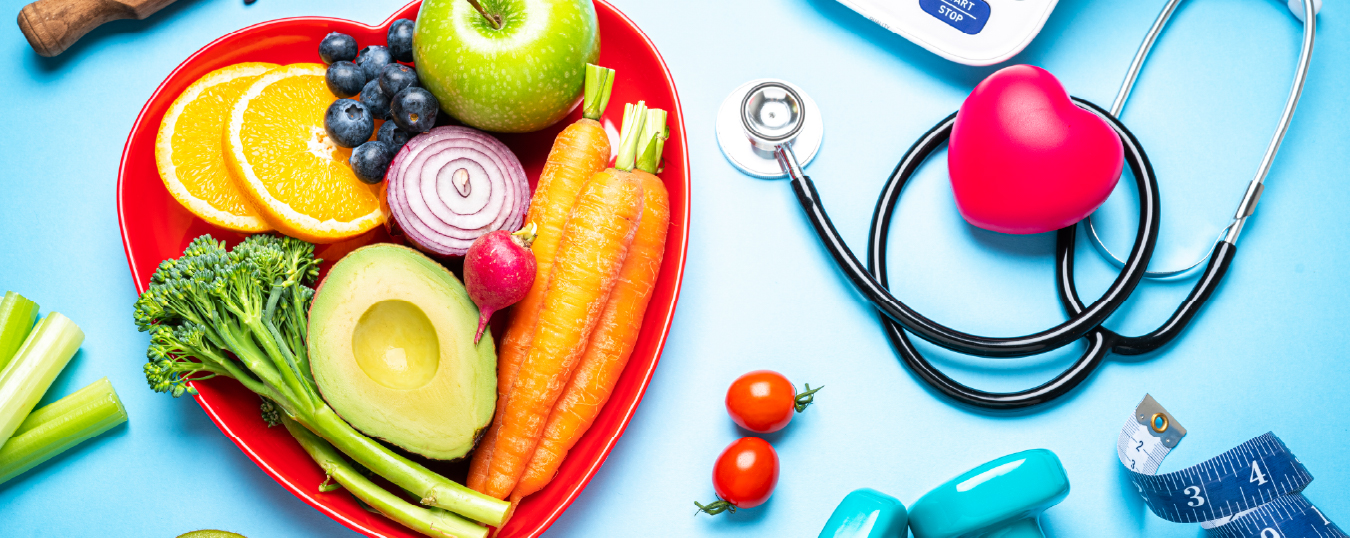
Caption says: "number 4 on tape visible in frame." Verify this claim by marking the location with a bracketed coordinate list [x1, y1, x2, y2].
[1116, 394, 1345, 538]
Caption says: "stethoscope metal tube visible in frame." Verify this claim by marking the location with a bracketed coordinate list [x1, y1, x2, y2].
[1085, 0, 1317, 278]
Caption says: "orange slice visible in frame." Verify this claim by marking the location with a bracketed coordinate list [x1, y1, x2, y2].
[156, 62, 277, 233]
[224, 63, 385, 244]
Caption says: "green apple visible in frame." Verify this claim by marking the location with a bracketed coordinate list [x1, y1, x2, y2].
[413, 0, 600, 133]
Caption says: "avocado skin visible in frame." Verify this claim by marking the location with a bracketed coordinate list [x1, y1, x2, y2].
[177, 532, 246, 538]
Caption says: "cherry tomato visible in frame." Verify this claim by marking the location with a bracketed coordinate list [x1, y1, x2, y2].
[725, 370, 821, 433]
[696, 437, 779, 514]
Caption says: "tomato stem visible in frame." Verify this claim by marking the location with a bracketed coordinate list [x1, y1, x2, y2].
[794, 383, 823, 413]
[694, 499, 736, 516]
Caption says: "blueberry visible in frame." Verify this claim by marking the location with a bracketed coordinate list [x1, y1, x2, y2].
[379, 64, 420, 97]
[377, 121, 415, 154]
[325, 61, 366, 98]
[350, 141, 394, 184]
[390, 87, 439, 133]
[319, 33, 358, 64]
[355, 45, 394, 81]
[387, 19, 415, 63]
[359, 79, 392, 119]
[324, 99, 375, 148]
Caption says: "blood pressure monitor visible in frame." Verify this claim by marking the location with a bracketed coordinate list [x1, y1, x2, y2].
[835, 0, 1059, 65]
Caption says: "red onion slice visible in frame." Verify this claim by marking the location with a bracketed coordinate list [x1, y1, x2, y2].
[387, 126, 528, 257]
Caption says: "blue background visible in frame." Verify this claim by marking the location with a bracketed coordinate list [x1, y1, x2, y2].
[1, 0, 1347, 536]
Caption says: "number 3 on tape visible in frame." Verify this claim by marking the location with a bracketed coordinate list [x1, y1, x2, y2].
[1117, 394, 1345, 537]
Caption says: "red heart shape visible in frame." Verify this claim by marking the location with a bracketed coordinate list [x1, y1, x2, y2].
[948, 65, 1123, 234]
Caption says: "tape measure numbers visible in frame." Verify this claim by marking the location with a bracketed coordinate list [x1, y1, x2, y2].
[1117, 395, 1344, 538]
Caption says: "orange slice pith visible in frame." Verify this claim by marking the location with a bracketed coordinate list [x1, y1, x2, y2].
[225, 63, 385, 244]
[156, 62, 278, 233]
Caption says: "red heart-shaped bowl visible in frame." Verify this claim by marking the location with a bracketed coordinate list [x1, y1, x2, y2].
[116, 2, 688, 536]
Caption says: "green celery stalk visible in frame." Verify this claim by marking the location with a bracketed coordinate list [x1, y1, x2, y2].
[282, 418, 489, 538]
[0, 377, 127, 484]
[0, 312, 84, 449]
[0, 291, 39, 372]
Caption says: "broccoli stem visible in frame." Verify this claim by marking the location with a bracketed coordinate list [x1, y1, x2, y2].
[186, 341, 274, 401]
[212, 319, 288, 399]
[262, 287, 319, 403]
[282, 418, 489, 538]
[299, 405, 510, 526]
[241, 306, 310, 412]
[0, 377, 127, 485]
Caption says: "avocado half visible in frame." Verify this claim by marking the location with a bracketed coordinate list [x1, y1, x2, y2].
[308, 243, 496, 460]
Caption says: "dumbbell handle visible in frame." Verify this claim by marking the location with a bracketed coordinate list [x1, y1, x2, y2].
[17, 0, 179, 57]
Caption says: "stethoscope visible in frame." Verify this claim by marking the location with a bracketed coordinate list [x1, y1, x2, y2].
[716, 0, 1318, 409]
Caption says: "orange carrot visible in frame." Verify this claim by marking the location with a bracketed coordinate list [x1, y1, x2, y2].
[511, 109, 671, 499]
[468, 64, 614, 492]
[472, 102, 654, 500]
[477, 171, 644, 499]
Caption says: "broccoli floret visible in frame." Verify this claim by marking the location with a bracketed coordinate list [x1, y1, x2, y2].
[132, 233, 510, 529]
[133, 234, 319, 407]
[259, 398, 281, 428]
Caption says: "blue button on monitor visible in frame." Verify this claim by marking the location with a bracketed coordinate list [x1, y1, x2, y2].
[919, 0, 991, 34]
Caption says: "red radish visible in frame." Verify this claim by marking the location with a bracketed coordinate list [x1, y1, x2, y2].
[465, 223, 538, 343]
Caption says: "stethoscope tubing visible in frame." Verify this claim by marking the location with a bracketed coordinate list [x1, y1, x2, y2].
[1059, 234, 1236, 357]
[853, 100, 1158, 408]
[786, 98, 1235, 408]
[787, 100, 1157, 359]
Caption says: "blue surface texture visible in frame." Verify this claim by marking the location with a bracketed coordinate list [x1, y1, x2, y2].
[2, 0, 1347, 536]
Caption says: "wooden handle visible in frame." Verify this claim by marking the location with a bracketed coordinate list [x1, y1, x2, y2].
[17, 0, 178, 57]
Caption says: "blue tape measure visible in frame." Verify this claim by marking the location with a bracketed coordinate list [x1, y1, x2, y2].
[1117, 395, 1345, 538]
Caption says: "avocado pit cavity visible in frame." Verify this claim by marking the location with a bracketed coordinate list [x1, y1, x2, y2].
[351, 300, 439, 390]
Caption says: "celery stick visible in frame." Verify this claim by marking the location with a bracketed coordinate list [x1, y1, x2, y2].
[0, 377, 126, 484]
[0, 312, 84, 449]
[0, 291, 39, 372]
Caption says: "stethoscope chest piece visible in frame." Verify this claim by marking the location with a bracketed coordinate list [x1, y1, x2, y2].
[716, 78, 823, 178]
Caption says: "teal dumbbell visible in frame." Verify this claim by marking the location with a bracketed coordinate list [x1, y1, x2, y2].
[909, 449, 1069, 538]
[818, 488, 908, 538]
[819, 449, 1068, 538]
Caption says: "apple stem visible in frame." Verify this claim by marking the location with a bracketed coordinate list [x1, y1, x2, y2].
[465, 0, 503, 30]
